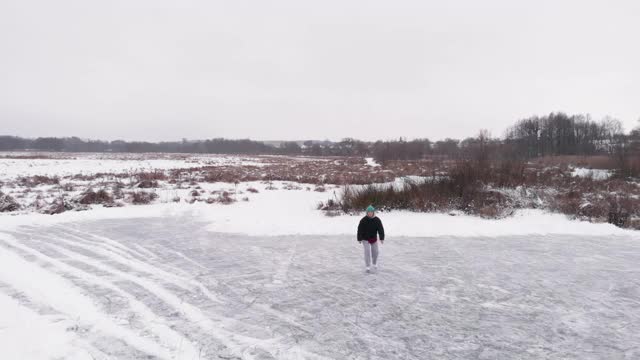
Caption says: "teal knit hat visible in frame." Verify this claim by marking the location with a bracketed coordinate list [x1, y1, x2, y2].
[366, 205, 375, 212]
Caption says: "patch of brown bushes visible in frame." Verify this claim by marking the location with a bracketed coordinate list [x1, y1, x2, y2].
[531, 155, 617, 170]
[336, 158, 640, 227]
[77, 188, 113, 205]
[19, 175, 60, 187]
[40, 197, 82, 215]
[127, 191, 158, 204]
[165, 156, 446, 187]
[0, 191, 20, 212]
[214, 191, 235, 204]
[549, 180, 640, 228]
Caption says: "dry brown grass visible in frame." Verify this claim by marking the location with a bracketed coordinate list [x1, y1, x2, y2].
[136, 180, 159, 188]
[5, 154, 639, 227]
[19, 175, 60, 187]
[336, 158, 640, 228]
[166, 156, 448, 186]
[215, 191, 235, 204]
[548, 178, 640, 227]
[530, 155, 617, 169]
[0, 154, 57, 159]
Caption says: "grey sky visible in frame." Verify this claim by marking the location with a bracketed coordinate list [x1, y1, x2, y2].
[1, 0, 639, 142]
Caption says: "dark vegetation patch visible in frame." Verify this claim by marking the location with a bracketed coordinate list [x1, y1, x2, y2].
[77, 188, 113, 205]
[0, 191, 20, 212]
[19, 175, 60, 187]
[334, 159, 640, 229]
[127, 191, 158, 205]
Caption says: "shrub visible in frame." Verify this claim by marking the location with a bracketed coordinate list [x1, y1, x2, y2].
[546, 178, 640, 228]
[127, 191, 158, 205]
[204, 191, 236, 204]
[40, 197, 74, 215]
[283, 183, 302, 190]
[111, 183, 125, 199]
[134, 171, 167, 181]
[323, 210, 342, 217]
[216, 191, 235, 204]
[317, 199, 341, 211]
[203, 171, 222, 182]
[19, 175, 60, 187]
[338, 159, 531, 218]
[0, 192, 20, 212]
[103, 201, 124, 208]
[78, 188, 113, 205]
[136, 180, 159, 188]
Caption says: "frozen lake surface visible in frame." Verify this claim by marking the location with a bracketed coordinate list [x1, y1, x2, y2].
[1, 212, 639, 359]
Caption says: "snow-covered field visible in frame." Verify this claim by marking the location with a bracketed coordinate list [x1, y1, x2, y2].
[1, 153, 639, 359]
[0, 153, 267, 181]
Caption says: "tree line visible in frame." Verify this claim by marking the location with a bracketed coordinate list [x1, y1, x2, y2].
[1, 113, 638, 161]
[0, 137, 273, 154]
[504, 113, 626, 157]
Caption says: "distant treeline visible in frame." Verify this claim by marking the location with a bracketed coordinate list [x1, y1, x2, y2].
[2, 113, 639, 162]
[504, 113, 628, 157]
[0, 137, 274, 154]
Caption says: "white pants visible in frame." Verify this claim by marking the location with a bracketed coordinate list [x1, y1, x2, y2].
[362, 241, 379, 267]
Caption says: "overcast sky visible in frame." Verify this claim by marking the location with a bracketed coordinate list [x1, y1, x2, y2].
[1, 0, 639, 142]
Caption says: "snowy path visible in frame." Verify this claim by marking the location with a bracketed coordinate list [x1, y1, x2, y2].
[1, 213, 640, 359]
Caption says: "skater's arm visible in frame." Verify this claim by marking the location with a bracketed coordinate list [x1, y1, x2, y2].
[377, 218, 385, 241]
[357, 218, 364, 242]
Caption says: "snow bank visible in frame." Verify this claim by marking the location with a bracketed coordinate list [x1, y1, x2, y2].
[0, 293, 93, 360]
[2, 181, 635, 238]
[203, 205, 635, 238]
[365, 157, 380, 167]
[571, 167, 612, 180]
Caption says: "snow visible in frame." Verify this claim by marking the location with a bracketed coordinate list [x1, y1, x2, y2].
[0, 233, 184, 359]
[0, 292, 93, 360]
[1, 181, 635, 238]
[0, 153, 265, 181]
[364, 157, 380, 167]
[571, 167, 612, 180]
[198, 182, 634, 237]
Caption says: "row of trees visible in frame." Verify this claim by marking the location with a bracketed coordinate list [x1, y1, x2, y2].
[369, 113, 637, 163]
[279, 138, 461, 159]
[0, 135, 444, 158]
[2, 113, 638, 161]
[0, 137, 274, 154]
[504, 113, 625, 157]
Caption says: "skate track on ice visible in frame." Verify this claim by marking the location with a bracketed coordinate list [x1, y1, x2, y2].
[1, 213, 640, 359]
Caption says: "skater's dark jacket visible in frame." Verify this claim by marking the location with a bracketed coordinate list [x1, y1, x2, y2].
[357, 216, 385, 242]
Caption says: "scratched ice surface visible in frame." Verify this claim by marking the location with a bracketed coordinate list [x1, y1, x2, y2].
[1, 213, 639, 359]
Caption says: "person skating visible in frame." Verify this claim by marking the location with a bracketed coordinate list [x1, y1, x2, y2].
[357, 205, 385, 273]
